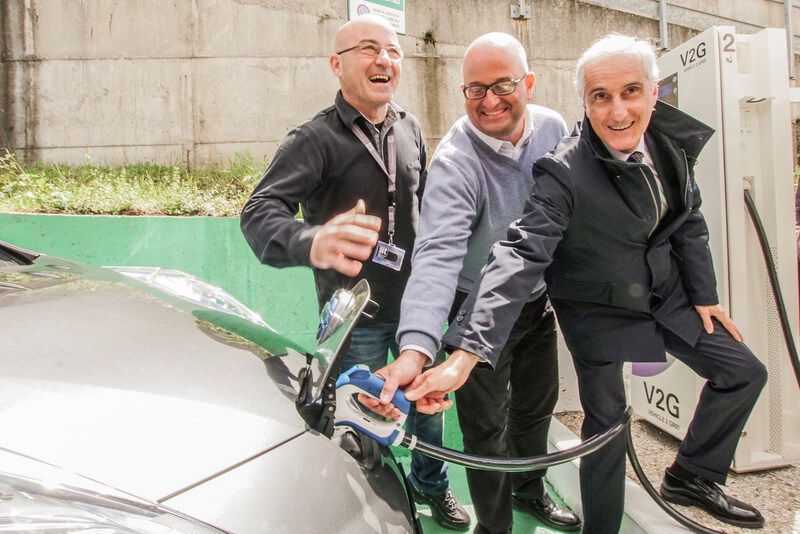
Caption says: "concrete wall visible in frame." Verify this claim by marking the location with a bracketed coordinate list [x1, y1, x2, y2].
[1, 0, 798, 166]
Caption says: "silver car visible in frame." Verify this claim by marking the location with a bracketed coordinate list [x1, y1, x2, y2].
[0, 241, 420, 533]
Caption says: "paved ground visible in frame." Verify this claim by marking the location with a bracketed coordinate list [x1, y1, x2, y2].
[556, 412, 800, 533]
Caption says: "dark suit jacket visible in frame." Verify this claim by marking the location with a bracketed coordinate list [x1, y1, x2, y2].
[443, 102, 717, 363]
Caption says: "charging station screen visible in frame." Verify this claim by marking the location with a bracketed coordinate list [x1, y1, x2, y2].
[658, 74, 679, 107]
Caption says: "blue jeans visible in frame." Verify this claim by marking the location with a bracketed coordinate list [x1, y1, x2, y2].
[342, 320, 450, 496]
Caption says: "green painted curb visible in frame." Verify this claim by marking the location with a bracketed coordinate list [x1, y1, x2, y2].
[0, 213, 319, 346]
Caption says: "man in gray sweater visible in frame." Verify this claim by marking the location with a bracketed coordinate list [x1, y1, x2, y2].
[367, 33, 580, 533]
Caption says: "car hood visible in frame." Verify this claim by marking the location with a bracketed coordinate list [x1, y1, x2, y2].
[0, 258, 317, 503]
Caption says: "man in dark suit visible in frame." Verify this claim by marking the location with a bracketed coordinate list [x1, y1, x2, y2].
[370, 33, 768, 533]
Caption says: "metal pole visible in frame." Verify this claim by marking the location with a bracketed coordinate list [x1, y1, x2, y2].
[659, 0, 669, 50]
[786, 0, 796, 78]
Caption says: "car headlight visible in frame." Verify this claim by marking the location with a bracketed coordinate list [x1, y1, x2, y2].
[105, 266, 267, 327]
[0, 448, 226, 533]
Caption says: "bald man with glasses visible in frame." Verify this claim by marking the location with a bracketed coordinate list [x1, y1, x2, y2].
[241, 15, 469, 530]
[368, 32, 580, 533]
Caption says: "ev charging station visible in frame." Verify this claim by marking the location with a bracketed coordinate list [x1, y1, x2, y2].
[630, 27, 800, 472]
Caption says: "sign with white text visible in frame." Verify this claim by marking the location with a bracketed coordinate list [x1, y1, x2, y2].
[347, 0, 405, 34]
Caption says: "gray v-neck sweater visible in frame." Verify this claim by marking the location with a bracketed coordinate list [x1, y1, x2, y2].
[397, 104, 567, 357]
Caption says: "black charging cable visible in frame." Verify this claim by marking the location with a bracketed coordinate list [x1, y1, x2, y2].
[400, 407, 631, 471]
[743, 188, 800, 389]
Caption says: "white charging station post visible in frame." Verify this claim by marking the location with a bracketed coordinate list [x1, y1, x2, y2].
[630, 26, 800, 472]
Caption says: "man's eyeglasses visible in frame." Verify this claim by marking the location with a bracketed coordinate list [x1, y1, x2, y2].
[336, 42, 404, 61]
[463, 75, 527, 100]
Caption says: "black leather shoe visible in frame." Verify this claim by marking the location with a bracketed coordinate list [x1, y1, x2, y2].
[512, 492, 582, 531]
[410, 484, 471, 531]
[660, 469, 764, 529]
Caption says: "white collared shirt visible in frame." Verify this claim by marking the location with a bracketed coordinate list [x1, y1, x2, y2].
[466, 107, 534, 161]
[605, 137, 668, 218]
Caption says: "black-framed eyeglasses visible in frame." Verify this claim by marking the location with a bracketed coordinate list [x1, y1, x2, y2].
[336, 42, 403, 61]
[463, 75, 527, 100]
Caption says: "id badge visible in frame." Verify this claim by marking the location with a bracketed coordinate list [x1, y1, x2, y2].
[372, 240, 405, 271]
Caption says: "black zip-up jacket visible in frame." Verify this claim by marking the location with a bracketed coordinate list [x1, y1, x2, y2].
[240, 92, 426, 323]
[444, 101, 717, 363]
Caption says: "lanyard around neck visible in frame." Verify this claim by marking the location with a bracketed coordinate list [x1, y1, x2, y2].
[349, 124, 398, 243]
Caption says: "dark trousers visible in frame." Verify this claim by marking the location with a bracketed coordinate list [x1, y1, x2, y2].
[573, 321, 767, 534]
[450, 291, 559, 534]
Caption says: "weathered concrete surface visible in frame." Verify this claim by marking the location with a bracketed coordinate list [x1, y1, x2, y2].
[1, 0, 797, 165]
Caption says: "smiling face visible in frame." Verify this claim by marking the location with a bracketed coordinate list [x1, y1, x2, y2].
[329, 16, 401, 123]
[582, 55, 657, 153]
[462, 43, 534, 144]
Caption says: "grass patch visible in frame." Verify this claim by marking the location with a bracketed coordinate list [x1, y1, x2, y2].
[0, 151, 267, 216]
